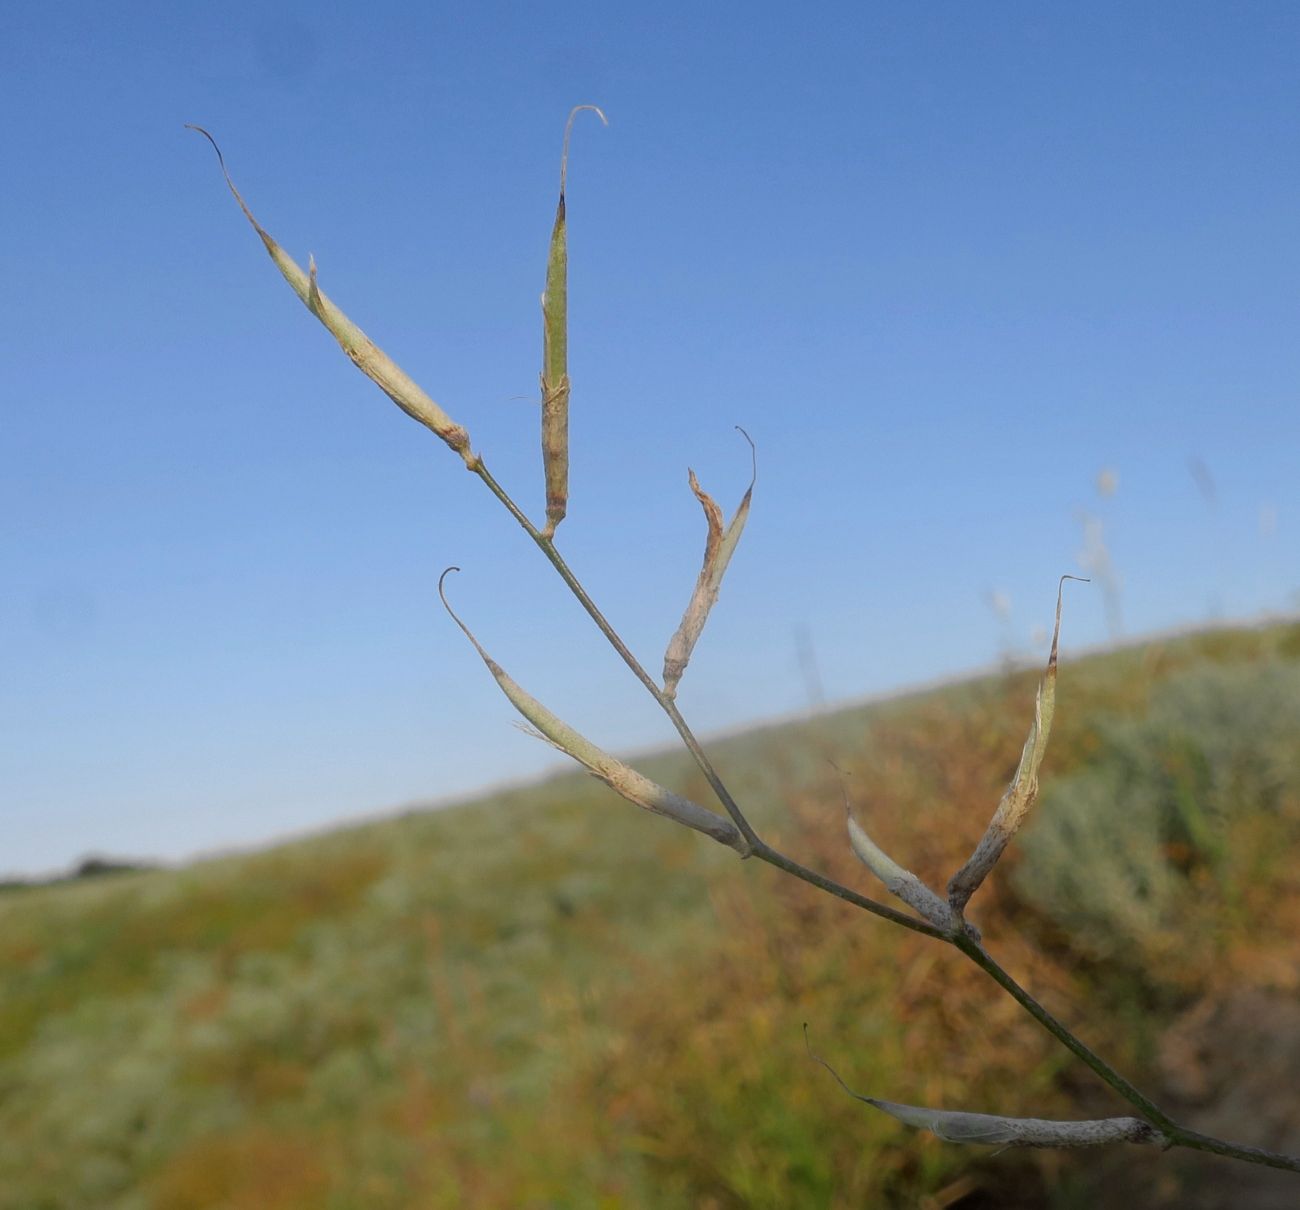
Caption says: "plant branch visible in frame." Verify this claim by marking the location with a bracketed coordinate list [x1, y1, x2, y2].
[752, 841, 947, 939]
[950, 935, 1300, 1171]
[470, 458, 957, 941]
[1168, 1128, 1300, 1175]
[195, 121, 1300, 1178]
[951, 932, 1175, 1129]
[469, 455, 764, 854]
[472, 446, 1300, 1177]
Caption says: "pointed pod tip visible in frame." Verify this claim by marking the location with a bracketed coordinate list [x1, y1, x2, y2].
[185, 123, 268, 238]
[803, 1030, 870, 1105]
[437, 566, 465, 623]
[1055, 572, 1090, 612]
[185, 123, 223, 164]
[734, 425, 757, 484]
[1048, 574, 1089, 665]
[559, 104, 609, 196]
[567, 103, 610, 128]
[437, 566, 493, 663]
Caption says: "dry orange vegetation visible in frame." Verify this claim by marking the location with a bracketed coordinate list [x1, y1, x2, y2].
[2, 621, 1297, 1208]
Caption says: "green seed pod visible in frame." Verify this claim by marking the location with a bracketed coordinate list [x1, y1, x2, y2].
[541, 105, 606, 536]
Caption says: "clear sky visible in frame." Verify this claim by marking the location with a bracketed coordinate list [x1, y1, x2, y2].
[3, 3, 1298, 876]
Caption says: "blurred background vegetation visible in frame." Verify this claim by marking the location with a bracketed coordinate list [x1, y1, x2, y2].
[2, 621, 1298, 1208]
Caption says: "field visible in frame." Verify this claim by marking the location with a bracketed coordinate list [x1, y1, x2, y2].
[3, 621, 1299, 1208]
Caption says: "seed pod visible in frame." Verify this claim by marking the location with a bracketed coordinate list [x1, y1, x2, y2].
[859, 1099, 1165, 1149]
[438, 570, 745, 853]
[187, 125, 472, 461]
[805, 1026, 1168, 1150]
[846, 808, 956, 932]
[662, 429, 756, 699]
[947, 575, 1087, 914]
[541, 105, 607, 536]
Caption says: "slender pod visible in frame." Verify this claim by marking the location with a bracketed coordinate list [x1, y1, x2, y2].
[541, 105, 608, 536]
[805, 1027, 1168, 1149]
[847, 812, 958, 933]
[194, 119, 1300, 1179]
[947, 576, 1087, 914]
[838, 768, 959, 932]
[438, 570, 745, 852]
[186, 125, 473, 462]
[662, 428, 756, 698]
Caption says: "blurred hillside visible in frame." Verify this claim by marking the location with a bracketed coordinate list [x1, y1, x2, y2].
[2, 621, 1298, 1208]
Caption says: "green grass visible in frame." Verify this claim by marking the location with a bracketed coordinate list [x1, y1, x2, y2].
[2, 620, 1298, 1209]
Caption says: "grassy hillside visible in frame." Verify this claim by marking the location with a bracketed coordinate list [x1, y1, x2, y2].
[3, 622, 1299, 1208]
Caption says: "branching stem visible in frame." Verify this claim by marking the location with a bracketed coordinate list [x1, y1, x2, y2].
[951, 937, 1300, 1171]
[195, 123, 1300, 1177]
[470, 455, 764, 853]
[470, 448, 1300, 1176]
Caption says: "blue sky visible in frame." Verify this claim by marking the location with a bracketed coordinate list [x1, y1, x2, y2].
[3, 3, 1298, 875]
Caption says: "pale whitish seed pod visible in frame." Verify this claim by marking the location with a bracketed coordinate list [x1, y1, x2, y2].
[188, 125, 473, 461]
[438, 570, 746, 854]
[662, 429, 756, 699]
[846, 810, 956, 932]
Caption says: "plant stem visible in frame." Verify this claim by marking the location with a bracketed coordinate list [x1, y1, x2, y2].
[471, 460, 956, 932]
[951, 933, 1176, 1129]
[751, 842, 946, 938]
[1169, 1128, 1300, 1174]
[470, 455, 764, 852]
[467, 454, 1300, 1178]
[200, 126, 1300, 1176]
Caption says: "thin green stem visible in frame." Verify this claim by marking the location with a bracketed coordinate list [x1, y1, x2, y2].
[950, 936, 1300, 1171]
[201, 126, 1300, 1175]
[470, 455, 763, 852]
[1168, 1128, 1300, 1174]
[470, 458, 951, 935]
[466, 454, 1300, 1178]
[951, 933, 1175, 1129]
[751, 842, 945, 939]
[535, 540, 760, 850]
